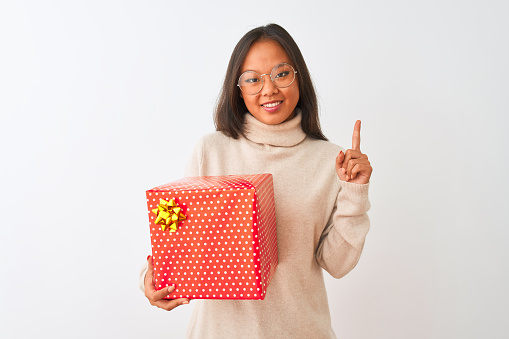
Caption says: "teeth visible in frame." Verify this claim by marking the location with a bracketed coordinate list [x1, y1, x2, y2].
[262, 101, 282, 108]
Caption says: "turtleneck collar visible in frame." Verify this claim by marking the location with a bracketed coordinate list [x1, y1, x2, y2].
[243, 108, 307, 147]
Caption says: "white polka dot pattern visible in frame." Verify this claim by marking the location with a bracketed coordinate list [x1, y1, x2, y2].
[146, 174, 278, 300]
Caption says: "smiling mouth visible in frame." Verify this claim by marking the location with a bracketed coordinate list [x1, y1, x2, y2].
[261, 101, 283, 108]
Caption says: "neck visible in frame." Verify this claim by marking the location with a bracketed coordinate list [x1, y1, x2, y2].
[243, 108, 306, 147]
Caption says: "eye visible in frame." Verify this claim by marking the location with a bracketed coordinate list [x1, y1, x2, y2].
[275, 71, 290, 79]
[244, 77, 260, 84]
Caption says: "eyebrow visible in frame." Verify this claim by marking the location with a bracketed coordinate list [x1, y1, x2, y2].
[241, 62, 293, 73]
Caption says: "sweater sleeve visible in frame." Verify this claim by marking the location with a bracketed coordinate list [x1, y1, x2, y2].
[185, 137, 204, 177]
[315, 180, 371, 279]
[139, 261, 148, 293]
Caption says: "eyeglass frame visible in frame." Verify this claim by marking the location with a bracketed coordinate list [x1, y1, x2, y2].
[237, 63, 298, 95]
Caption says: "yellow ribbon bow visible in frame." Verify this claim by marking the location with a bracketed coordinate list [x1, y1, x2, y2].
[152, 198, 186, 232]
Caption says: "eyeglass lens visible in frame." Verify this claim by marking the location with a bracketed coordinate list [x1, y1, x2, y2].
[238, 63, 296, 95]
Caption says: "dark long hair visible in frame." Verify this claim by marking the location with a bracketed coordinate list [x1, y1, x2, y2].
[214, 23, 328, 141]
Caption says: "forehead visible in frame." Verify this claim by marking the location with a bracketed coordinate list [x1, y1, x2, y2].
[241, 40, 292, 72]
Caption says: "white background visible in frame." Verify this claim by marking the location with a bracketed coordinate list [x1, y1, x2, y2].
[1, 1, 508, 338]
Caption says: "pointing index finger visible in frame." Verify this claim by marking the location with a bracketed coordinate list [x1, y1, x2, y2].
[352, 120, 361, 151]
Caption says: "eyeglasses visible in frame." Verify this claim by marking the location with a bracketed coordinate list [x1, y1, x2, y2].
[237, 63, 298, 95]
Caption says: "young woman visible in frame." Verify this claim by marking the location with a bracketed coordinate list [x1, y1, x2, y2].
[142, 23, 372, 338]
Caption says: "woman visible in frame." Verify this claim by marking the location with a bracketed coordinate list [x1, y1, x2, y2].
[142, 23, 372, 338]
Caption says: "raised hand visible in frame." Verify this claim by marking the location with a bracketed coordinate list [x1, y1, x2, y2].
[335, 120, 372, 184]
[144, 255, 190, 311]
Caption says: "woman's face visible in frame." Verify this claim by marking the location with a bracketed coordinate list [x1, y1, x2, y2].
[239, 39, 299, 125]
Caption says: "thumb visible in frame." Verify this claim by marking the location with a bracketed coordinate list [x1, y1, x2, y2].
[335, 151, 348, 181]
[145, 255, 155, 291]
[147, 255, 154, 272]
[335, 151, 345, 170]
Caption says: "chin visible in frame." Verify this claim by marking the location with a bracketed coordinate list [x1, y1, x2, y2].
[257, 115, 289, 125]
[252, 109, 296, 125]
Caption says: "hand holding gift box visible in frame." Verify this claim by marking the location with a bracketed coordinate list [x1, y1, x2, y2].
[145, 174, 278, 300]
[144, 255, 190, 310]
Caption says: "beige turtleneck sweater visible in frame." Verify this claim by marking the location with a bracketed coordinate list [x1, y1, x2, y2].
[141, 110, 370, 338]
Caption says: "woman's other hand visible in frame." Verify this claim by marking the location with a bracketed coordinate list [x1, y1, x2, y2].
[144, 255, 190, 311]
[335, 120, 372, 184]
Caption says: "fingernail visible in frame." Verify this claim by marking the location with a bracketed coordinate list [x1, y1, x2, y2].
[147, 255, 151, 261]
[168, 285, 175, 292]
[182, 300, 189, 305]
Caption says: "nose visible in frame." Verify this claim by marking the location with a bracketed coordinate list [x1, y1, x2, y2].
[260, 74, 279, 95]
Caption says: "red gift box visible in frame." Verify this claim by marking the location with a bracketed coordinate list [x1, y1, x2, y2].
[146, 174, 278, 300]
